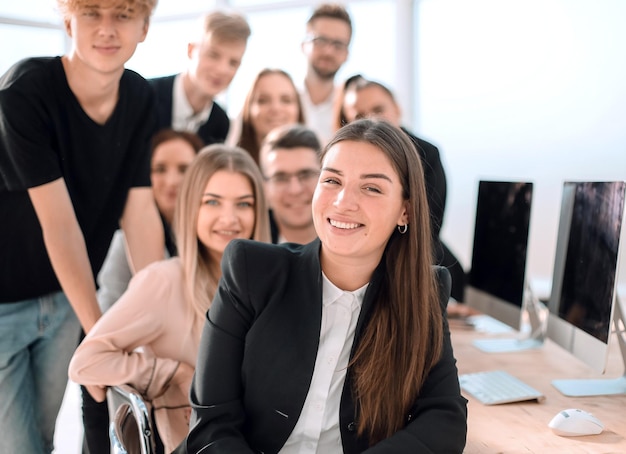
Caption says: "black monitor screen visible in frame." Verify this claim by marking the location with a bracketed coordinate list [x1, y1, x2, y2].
[469, 181, 533, 307]
[556, 181, 625, 343]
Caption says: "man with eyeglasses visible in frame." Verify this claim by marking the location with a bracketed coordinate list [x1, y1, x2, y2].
[301, 3, 352, 145]
[260, 124, 322, 244]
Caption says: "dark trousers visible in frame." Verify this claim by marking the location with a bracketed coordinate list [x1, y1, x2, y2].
[80, 384, 110, 454]
[78, 329, 110, 454]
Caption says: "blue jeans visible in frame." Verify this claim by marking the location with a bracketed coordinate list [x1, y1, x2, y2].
[0, 292, 81, 453]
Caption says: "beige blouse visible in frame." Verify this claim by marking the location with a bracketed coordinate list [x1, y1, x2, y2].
[69, 258, 200, 452]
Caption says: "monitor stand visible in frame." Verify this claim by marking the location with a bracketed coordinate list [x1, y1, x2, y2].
[551, 300, 626, 396]
[473, 282, 547, 353]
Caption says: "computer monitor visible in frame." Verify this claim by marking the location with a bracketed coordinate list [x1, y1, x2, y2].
[547, 181, 626, 396]
[465, 180, 544, 352]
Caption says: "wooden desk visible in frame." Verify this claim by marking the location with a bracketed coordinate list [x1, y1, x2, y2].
[450, 319, 626, 453]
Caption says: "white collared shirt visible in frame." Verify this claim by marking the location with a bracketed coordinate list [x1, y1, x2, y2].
[171, 73, 213, 133]
[300, 86, 335, 146]
[279, 273, 368, 454]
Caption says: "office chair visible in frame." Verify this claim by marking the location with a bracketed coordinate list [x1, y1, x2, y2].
[107, 384, 156, 454]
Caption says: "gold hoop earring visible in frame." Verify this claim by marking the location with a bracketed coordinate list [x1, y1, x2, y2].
[397, 224, 408, 234]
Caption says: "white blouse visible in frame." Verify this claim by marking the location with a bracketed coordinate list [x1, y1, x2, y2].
[171, 73, 213, 133]
[280, 273, 368, 454]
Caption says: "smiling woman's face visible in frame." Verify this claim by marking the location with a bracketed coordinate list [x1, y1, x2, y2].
[249, 73, 301, 142]
[150, 137, 197, 224]
[196, 170, 256, 263]
[313, 139, 408, 269]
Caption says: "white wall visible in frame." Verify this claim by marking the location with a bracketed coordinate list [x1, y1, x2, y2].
[126, 1, 398, 118]
[416, 0, 626, 296]
[3, 0, 626, 295]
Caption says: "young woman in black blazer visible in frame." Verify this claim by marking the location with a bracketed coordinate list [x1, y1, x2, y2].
[176, 119, 467, 453]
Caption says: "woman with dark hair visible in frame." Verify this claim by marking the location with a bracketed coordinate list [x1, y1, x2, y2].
[337, 76, 467, 303]
[177, 119, 467, 453]
[97, 128, 205, 311]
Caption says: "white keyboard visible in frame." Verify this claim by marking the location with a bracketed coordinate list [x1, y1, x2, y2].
[459, 370, 545, 405]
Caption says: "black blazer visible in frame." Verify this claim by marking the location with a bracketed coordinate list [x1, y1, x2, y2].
[402, 128, 467, 301]
[402, 128, 446, 238]
[179, 239, 467, 454]
[149, 75, 230, 145]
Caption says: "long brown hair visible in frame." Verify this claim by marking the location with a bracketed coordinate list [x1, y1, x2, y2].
[238, 68, 305, 164]
[322, 119, 443, 443]
[173, 144, 271, 333]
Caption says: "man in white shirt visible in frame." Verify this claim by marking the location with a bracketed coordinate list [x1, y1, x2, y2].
[301, 3, 352, 145]
[150, 11, 251, 145]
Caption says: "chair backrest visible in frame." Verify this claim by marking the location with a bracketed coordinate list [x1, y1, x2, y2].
[107, 384, 156, 454]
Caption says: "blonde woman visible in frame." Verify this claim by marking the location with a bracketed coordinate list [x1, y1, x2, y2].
[69, 145, 270, 452]
[235, 68, 306, 164]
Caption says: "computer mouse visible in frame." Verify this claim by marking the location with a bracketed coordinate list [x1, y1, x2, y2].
[548, 408, 604, 436]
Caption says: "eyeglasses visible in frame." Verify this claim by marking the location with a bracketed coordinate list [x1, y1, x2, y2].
[265, 169, 320, 187]
[305, 35, 349, 52]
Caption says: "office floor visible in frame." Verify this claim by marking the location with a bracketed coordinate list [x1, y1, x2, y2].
[54, 380, 83, 454]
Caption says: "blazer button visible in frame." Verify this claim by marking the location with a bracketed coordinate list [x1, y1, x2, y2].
[347, 422, 356, 432]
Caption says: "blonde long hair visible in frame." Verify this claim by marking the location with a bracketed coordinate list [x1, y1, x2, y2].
[173, 144, 271, 331]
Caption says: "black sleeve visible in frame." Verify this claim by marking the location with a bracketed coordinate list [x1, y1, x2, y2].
[127, 76, 158, 189]
[0, 59, 62, 190]
[416, 138, 447, 237]
[177, 240, 256, 454]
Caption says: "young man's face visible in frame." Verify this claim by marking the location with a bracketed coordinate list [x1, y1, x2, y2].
[65, 4, 149, 74]
[262, 147, 320, 232]
[302, 17, 351, 80]
[187, 34, 247, 99]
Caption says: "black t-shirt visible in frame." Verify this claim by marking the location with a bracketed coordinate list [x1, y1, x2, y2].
[0, 57, 157, 302]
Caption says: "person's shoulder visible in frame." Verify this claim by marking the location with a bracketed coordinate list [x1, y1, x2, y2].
[121, 67, 152, 89]
[0, 56, 59, 90]
[147, 73, 177, 89]
[224, 239, 315, 266]
[222, 240, 320, 300]
[121, 259, 183, 308]
[10, 56, 57, 72]
[401, 126, 440, 156]
[131, 257, 183, 287]
[147, 256, 183, 275]
[226, 238, 290, 258]
[211, 100, 229, 119]
[119, 69, 157, 109]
